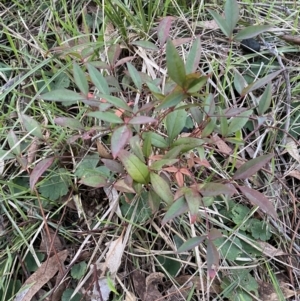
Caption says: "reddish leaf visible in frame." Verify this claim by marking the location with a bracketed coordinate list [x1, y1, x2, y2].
[157, 17, 175, 47]
[206, 240, 219, 278]
[30, 157, 54, 191]
[207, 228, 223, 240]
[238, 186, 277, 219]
[111, 125, 132, 158]
[101, 159, 124, 173]
[128, 116, 157, 125]
[233, 153, 274, 180]
[177, 236, 206, 253]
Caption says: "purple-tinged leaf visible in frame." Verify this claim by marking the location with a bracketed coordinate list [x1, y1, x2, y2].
[150, 172, 173, 206]
[206, 240, 219, 278]
[177, 236, 206, 253]
[21, 114, 43, 139]
[198, 182, 236, 197]
[118, 150, 149, 184]
[30, 157, 54, 191]
[101, 159, 124, 173]
[238, 186, 277, 219]
[111, 125, 132, 158]
[73, 63, 88, 96]
[157, 17, 175, 47]
[7, 130, 20, 156]
[162, 197, 188, 225]
[128, 116, 157, 125]
[166, 39, 186, 87]
[208, 228, 223, 240]
[242, 70, 283, 96]
[54, 117, 84, 130]
[233, 153, 273, 180]
[79, 175, 107, 188]
[88, 111, 124, 124]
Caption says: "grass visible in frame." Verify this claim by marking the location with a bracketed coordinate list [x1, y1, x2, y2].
[0, 0, 300, 300]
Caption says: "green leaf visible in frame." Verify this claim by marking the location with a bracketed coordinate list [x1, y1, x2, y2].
[165, 108, 187, 142]
[75, 154, 99, 178]
[184, 187, 202, 224]
[7, 130, 20, 156]
[201, 117, 216, 137]
[129, 116, 157, 125]
[184, 74, 207, 94]
[199, 182, 235, 197]
[233, 153, 274, 180]
[157, 255, 181, 277]
[177, 236, 206, 253]
[118, 150, 150, 184]
[151, 159, 179, 171]
[242, 70, 283, 96]
[21, 114, 43, 139]
[157, 89, 186, 110]
[166, 39, 186, 87]
[227, 110, 252, 134]
[40, 89, 85, 105]
[127, 62, 142, 91]
[98, 94, 132, 111]
[54, 117, 85, 130]
[73, 63, 88, 95]
[224, 0, 239, 37]
[233, 70, 247, 95]
[249, 219, 272, 241]
[257, 83, 272, 115]
[130, 135, 145, 162]
[0, 149, 15, 160]
[214, 236, 242, 261]
[87, 63, 110, 94]
[71, 262, 87, 280]
[185, 37, 201, 74]
[62, 289, 83, 301]
[142, 130, 152, 158]
[131, 40, 159, 51]
[235, 25, 273, 41]
[88, 111, 124, 124]
[147, 132, 168, 148]
[162, 197, 188, 225]
[79, 174, 107, 187]
[208, 10, 230, 38]
[150, 172, 173, 205]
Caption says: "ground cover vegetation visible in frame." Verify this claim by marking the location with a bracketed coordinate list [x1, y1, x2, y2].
[0, 0, 299, 300]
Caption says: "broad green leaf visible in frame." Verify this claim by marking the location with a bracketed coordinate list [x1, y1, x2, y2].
[7, 130, 20, 156]
[107, 44, 121, 67]
[75, 154, 99, 178]
[111, 125, 132, 158]
[118, 150, 149, 184]
[150, 172, 173, 205]
[235, 25, 273, 41]
[157, 89, 186, 110]
[148, 189, 161, 213]
[0, 149, 15, 160]
[157, 255, 181, 277]
[73, 63, 88, 95]
[203, 93, 215, 115]
[87, 64, 110, 94]
[185, 37, 201, 74]
[242, 70, 283, 96]
[151, 159, 179, 171]
[146, 81, 162, 94]
[201, 117, 216, 137]
[99, 94, 132, 111]
[163, 145, 185, 159]
[30, 157, 54, 191]
[257, 83, 272, 115]
[233, 153, 274, 180]
[130, 135, 145, 162]
[184, 74, 207, 94]
[166, 39, 186, 87]
[227, 110, 252, 134]
[131, 40, 159, 51]
[127, 62, 142, 91]
[88, 111, 124, 124]
[165, 108, 187, 142]
[142, 132, 168, 149]
[71, 262, 87, 280]
[177, 236, 206, 253]
[234, 70, 247, 95]
[79, 174, 107, 187]
[40, 89, 85, 105]
[162, 197, 188, 225]
[172, 137, 204, 149]
[21, 114, 43, 139]
[142, 131, 152, 158]
[54, 117, 85, 130]
[219, 107, 229, 137]
[208, 10, 230, 38]
[225, 0, 239, 37]
[238, 186, 277, 219]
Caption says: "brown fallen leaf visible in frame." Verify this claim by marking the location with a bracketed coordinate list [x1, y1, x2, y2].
[279, 34, 300, 45]
[40, 227, 64, 255]
[14, 250, 68, 301]
[258, 280, 296, 301]
[145, 273, 165, 301]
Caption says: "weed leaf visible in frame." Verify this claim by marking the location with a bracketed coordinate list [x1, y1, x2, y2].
[79, 174, 107, 187]
[111, 125, 132, 158]
[258, 83, 272, 115]
[238, 186, 277, 219]
[166, 39, 186, 87]
[224, 0, 239, 37]
[73, 63, 88, 96]
[131, 40, 159, 51]
[21, 114, 44, 139]
[233, 153, 273, 180]
[88, 111, 124, 124]
[206, 240, 219, 278]
[40, 89, 85, 105]
[165, 108, 187, 142]
[157, 89, 186, 109]
[99, 95, 132, 111]
[54, 117, 85, 130]
[235, 25, 273, 41]
[30, 157, 54, 191]
[227, 110, 252, 134]
[128, 116, 157, 125]
[177, 236, 206, 253]
[199, 182, 235, 197]
[184, 187, 202, 224]
[208, 10, 230, 38]
[118, 150, 149, 184]
[127, 62, 142, 91]
[157, 17, 174, 46]
[87, 63, 110, 94]
[185, 37, 201, 74]
[7, 130, 20, 156]
[150, 172, 173, 205]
